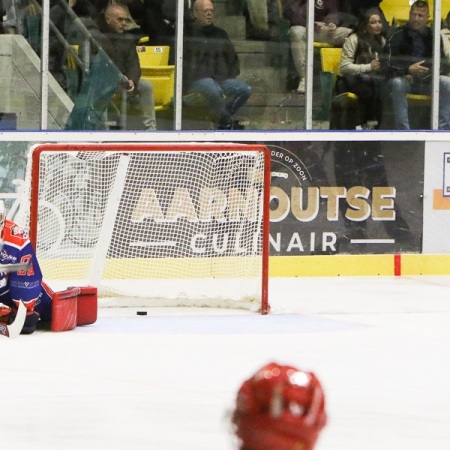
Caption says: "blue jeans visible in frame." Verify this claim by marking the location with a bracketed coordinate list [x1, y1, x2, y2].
[388, 75, 450, 129]
[188, 78, 252, 127]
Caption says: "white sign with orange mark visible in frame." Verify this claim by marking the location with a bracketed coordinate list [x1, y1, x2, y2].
[423, 142, 450, 252]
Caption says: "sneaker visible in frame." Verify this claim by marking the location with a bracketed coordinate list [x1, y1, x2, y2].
[296, 79, 305, 93]
[217, 122, 232, 130]
[363, 121, 379, 130]
[231, 119, 246, 130]
[143, 118, 157, 131]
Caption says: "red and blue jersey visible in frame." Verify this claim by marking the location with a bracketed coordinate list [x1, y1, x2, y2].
[0, 220, 52, 320]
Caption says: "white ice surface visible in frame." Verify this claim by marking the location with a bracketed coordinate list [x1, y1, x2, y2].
[2, 276, 450, 450]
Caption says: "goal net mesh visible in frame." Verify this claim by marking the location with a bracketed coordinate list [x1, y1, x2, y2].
[23, 144, 270, 311]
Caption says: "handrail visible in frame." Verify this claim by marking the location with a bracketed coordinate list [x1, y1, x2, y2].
[30, 0, 127, 83]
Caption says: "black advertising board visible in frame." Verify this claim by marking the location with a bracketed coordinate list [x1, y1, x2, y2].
[265, 140, 424, 255]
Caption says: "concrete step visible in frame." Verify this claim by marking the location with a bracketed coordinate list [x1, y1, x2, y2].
[245, 92, 298, 107]
[240, 66, 288, 93]
[214, 15, 246, 40]
[212, 0, 228, 16]
[237, 105, 304, 128]
[237, 50, 285, 68]
[238, 92, 305, 125]
[234, 39, 286, 53]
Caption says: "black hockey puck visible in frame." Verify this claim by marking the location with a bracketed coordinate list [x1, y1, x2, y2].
[137, 311, 147, 316]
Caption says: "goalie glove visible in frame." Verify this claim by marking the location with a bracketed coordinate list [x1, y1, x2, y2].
[0, 302, 11, 324]
[13, 298, 37, 312]
[12, 298, 40, 334]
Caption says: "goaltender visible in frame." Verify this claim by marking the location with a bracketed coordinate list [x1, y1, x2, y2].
[0, 201, 53, 334]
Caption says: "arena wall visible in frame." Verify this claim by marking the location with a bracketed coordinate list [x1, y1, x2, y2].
[0, 131, 448, 277]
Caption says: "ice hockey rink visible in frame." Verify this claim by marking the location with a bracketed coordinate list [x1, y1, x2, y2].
[2, 275, 450, 450]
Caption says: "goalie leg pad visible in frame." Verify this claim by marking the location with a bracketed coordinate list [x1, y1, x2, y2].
[50, 286, 98, 332]
[74, 286, 98, 326]
[51, 288, 79, 332]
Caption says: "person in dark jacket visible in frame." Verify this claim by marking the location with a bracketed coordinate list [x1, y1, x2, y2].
[137, 0, 191, 64]
[92, 2, 156, 129]
[183, 0, 252, 129]
[342, 0, 389, 32]
[384, 0, 450, 129]
[49, 0, 99, 90]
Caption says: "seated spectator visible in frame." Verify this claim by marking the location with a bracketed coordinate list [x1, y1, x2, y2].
[337, 8, 386, 129]
[92, 2, 157, 130]
[94, 0, 144, 39]
[2, 0, 28, 35]
[138, 0, 175, 46]
[183, 0, 252, 130]
[49, 0, 99, 90]
[384, 0, 450, 130]
[136, 0, 191, 64]
[110, 0, 142, 35]
[343, 0, 390, 33]
[3, 0, 42, 52]
[243, 0, 280, 40]
[441, 10, 450, 76]
[139, 1, 191, 39]
[282, 0, 353, 93]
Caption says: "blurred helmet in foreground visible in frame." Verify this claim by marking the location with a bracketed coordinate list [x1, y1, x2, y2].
[232, 362, 327, 450]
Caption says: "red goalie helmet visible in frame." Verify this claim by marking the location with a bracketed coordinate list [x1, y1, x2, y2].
[232, 362, 327, 450]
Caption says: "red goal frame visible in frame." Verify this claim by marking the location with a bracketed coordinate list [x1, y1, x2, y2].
[29, 143, 271, 314]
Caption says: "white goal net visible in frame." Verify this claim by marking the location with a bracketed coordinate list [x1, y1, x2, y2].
[23, 143, 270, 313]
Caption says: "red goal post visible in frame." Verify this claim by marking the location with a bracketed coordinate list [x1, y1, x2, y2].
[26, 143, 271, 314]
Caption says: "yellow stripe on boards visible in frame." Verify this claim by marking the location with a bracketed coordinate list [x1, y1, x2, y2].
[270, 255, 450, 277]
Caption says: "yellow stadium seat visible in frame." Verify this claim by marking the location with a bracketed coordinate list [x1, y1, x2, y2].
[65, 45, 82, 100]
[66, 45, 79, 71]
[137, 46, 175, 111]
[313, 41, 333, 49]
[318, 47, 358, 122]
[382, 0, 412, 27]
[382, 0, 450, 27]
[137, 45, 170, 66]
[443, 1, 450, 21]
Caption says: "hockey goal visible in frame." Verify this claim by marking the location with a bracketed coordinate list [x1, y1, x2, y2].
[23, 143, 271, 314]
